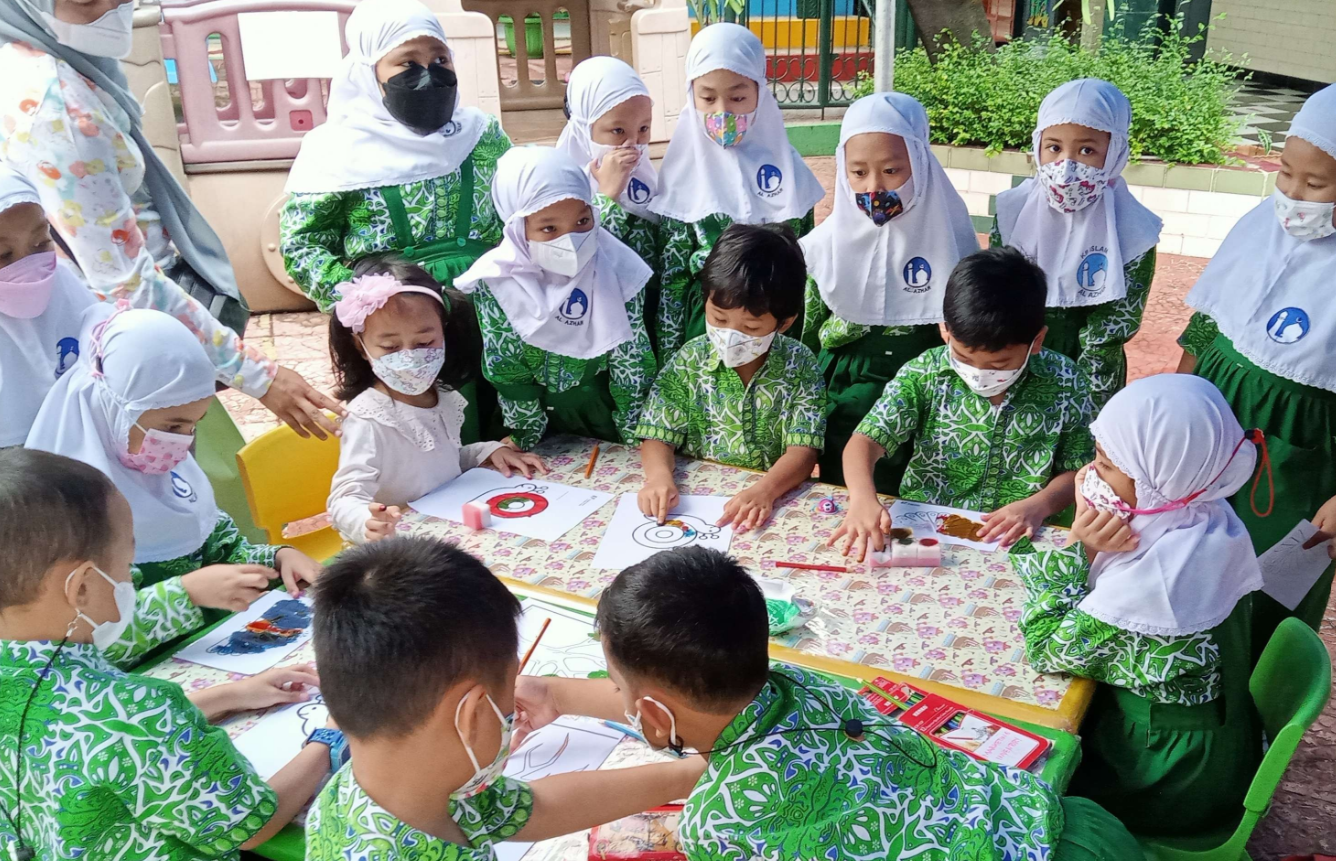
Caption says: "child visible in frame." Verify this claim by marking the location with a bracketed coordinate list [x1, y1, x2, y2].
[0, 448, 331, 859]
[26, 306, 321, 664]
[456, 146, 657, 451]
[799, 92, 979, 492]
[637, 223, 825, 531]
[835, 247, 1094, 559]
[650, 23, 825, 358]
[1011, 374, 1263, 835]
[306, 537, 704, 859]
[993, 79, 1162, 411]
[515, 546, 1142, 861]
[1178, 83, 1336, 647]
[326, 257, 544, 544]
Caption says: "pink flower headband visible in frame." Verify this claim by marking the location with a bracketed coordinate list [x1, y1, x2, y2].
[333, 273, 446, 333]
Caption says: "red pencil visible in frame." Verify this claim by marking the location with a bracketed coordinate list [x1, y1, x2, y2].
[518, 618, 551, 674]
[776, 561, 849, 573]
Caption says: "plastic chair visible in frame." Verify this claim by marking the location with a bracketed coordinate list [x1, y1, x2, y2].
[236, 423, 345, 562]
[1140, 618, 1333, 861]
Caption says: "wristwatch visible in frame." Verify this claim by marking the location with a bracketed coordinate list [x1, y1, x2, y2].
[304, 727, 350, 774]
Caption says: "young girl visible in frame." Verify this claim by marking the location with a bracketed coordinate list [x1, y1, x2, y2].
[456, 146, 657, 451]
[326, 257, 543, 544]
[25, 306, 322, 664]
[993, 78, 1162, 411]
[800, 92, 978, 491]
[650, 23, 825, 357]
[1011, 374, 1262, 835]
[1179, 84, 1336, 649]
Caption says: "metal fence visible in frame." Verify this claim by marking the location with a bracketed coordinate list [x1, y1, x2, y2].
[724, 0, 875, 108]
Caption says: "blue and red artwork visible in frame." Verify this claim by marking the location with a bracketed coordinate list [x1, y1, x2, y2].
[208, 598, 312, 656]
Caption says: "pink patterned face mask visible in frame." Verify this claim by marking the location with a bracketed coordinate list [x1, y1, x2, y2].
[118, 424, 193, 474]
[1037, 159, 1107, 214]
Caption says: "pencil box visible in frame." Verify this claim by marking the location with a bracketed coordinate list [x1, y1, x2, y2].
[589, 805, 688, 860]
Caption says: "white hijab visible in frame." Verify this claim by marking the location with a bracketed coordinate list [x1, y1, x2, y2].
[555, 56, 659, 223]
[996, 79, 1162, 308]
[1079, 374, 1263, 636]
[648, 23, 825, 225]
[799, 93, 978, 327]
[1185, 84, 1336, 393]
[284, 0, 488, 194]
[455, 147, 651, 360]
[25, 306, 219, 563]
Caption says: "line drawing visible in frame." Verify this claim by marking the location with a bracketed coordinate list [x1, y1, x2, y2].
[631, 514, 723, 550]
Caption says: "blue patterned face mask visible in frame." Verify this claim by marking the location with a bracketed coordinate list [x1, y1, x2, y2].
[854, 189, 905, 226]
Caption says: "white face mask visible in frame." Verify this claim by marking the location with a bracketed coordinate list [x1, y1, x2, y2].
[41, 1, 137, 60]
[364, 344, 446, 396]
[530, 229, 598, 279]
[1036, 158, 1107, 214]
[588, 141, 648, 168]
[65, 565, 136, 650]
[626, 695, 680, 751]
[1272, 188, 1336, 241]
[451, 693, 514, 799]
[706, 322, 777, 369]
[947, 338, 1035, 398]
[1080, 465, 1132, 521]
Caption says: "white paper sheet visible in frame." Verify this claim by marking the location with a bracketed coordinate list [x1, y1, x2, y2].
[1259, 520, 1334, 611]
[888, 499, 1002, 552]
[237, 11, 345, 81]
[174, 591, 314, 675]
[233, 695, 329, 781]
[410, 469, 613, 542]
[591, 494, 734, 569]
[518, 601, 606, 679]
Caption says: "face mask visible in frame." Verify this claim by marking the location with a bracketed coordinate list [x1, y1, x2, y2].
[947, 338, 1034, 398]
[626, 696, 680, 751]
[855, 189, 905, 226]
[707, 322, 777, 368]
[530, 229, 598, 279]
[1272, 188, 1336, 241]
[1037, 159, 1107, 214]
[702, 111, 753, 148]
[588, 141, 648, 167]
[118, 424, 194, 475]
[65, 565, 135, 650]
[40, 2, 136, 59]
[451, 693, 513, 799]
[0, 251, 58, 318]
[1080, 466, 1132, 521]
[366, 345, 446, 396]
[382, 63, 459, 135]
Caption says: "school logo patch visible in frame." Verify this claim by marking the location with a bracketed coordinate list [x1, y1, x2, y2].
[54, 336, 79, 378]
[903, 257, 932, 293]
[440, 120, 461, 137]
[627, 177, 652, 205]
[1267, 307, 1310, 344]
[1076, 249, 1109, 298]
[170, 471, 197, 502]
[756, 164, 783, 197]
[557, 287, 590, 326]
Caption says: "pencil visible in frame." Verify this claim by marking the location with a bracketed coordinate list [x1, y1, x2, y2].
[518, 618, 551, 674]
[584, 444, 601, 479]
[776, 561, 849, 573]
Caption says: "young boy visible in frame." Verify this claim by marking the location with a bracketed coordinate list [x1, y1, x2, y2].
[519, 546, 1142, 861]
[835, 247, 1094, 558]
[0, 449, 328, 860]
[306, 537, 703, 859]
[636, 223, 826, 532]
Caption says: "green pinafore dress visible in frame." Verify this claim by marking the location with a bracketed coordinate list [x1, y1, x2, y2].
[492, 356, 622, 445]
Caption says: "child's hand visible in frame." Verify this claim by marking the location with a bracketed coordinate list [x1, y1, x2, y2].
[719, 484, 776, 533]
[1070, 507, 1139, 555]
[590, 147, 640, 199]
[182, 564, 274, 612]
[979, 497, 1047, 547]
[363, 503, 402, 542]
[829, 497, 891, 561]
[488, 445, 548, 479]
[227, 663, 320, 713]
[638, 477, 680, 524]
[513, 675, 563, 749]
[274, 548, 321, 595]
[1303, 494, 1336, 560]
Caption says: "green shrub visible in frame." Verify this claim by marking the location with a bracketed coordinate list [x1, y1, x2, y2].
[854, 17, 1243, 164]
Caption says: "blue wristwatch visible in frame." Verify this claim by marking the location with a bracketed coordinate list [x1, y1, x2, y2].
[304, 727, 350, 774]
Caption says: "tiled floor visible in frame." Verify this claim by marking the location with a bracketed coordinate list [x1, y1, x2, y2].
[1231, 79, 1316, 155]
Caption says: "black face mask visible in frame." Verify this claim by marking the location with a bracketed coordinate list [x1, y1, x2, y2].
[382, 63, 458, 135]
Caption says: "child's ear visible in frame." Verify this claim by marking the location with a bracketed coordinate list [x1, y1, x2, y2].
[637, 695, 678, 748]
[61, 561, 98, 611]
[777, 315, 797, 335]
[1031, 326, 1049, 355]
[452, 682, 490, 749]
[938, 322, 951, 344]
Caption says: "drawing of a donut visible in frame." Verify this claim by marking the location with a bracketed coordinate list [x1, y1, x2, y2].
[486, 490, 549, 518]
[632, 515, 720, 549]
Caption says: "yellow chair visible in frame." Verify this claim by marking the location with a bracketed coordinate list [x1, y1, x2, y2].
[236, 424, 346, 562]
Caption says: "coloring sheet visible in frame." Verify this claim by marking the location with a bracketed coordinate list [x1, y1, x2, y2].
[410, 469, 612, 542]
[518, 601, 607, 679]
[233, 694, 329, 781]
[1259, 520, 1333, 611]
[175, 591, 314, 675]
[888, 500, 1002, 552]
[591, 494, 733, 569]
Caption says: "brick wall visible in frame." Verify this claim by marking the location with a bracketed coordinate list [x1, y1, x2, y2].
[1208, 0, 1336, 84]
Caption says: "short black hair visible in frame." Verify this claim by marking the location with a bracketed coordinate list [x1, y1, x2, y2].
[0, 449, 121, 610]
[942, 246, 1048, 352]
[596, 547, 769, 713]
[312, 538, 520, 739]
[699, 223, 805, 322]
[329, 255, 482, 402]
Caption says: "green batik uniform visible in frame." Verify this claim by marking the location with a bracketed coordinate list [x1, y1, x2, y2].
[1180, 311, 1336, 648]
[635, 334, 826, 470]
[656, 211, 815, 360]
[801, 277, 943, 492]
[472, 282, 657, 450]
[595, 193, 662, 353]
[306, 766, 532, 860]
[678, 666, 1141, 861]
[854, 346, 1095, 512]
[1011, 541, 1261, 836]
[990, 223, 1155, 412]
[101, 575, 204, 671]
[0, 640, 277, 860]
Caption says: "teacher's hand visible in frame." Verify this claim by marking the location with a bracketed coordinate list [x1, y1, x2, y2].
[259, 366, 346, 440]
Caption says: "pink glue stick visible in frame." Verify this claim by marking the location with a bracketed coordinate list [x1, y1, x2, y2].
[462, 501, 492, 531]
[868, 538, 942, 569]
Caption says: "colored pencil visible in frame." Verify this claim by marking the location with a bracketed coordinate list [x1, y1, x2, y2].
[601, 719, 647, 743]
[518, 618, 551, 674]
[776, 561, 849, 573]
[585, 444, 601, 478]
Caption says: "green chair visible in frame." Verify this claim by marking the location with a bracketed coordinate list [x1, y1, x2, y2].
[1140, 618, 1333, 861]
